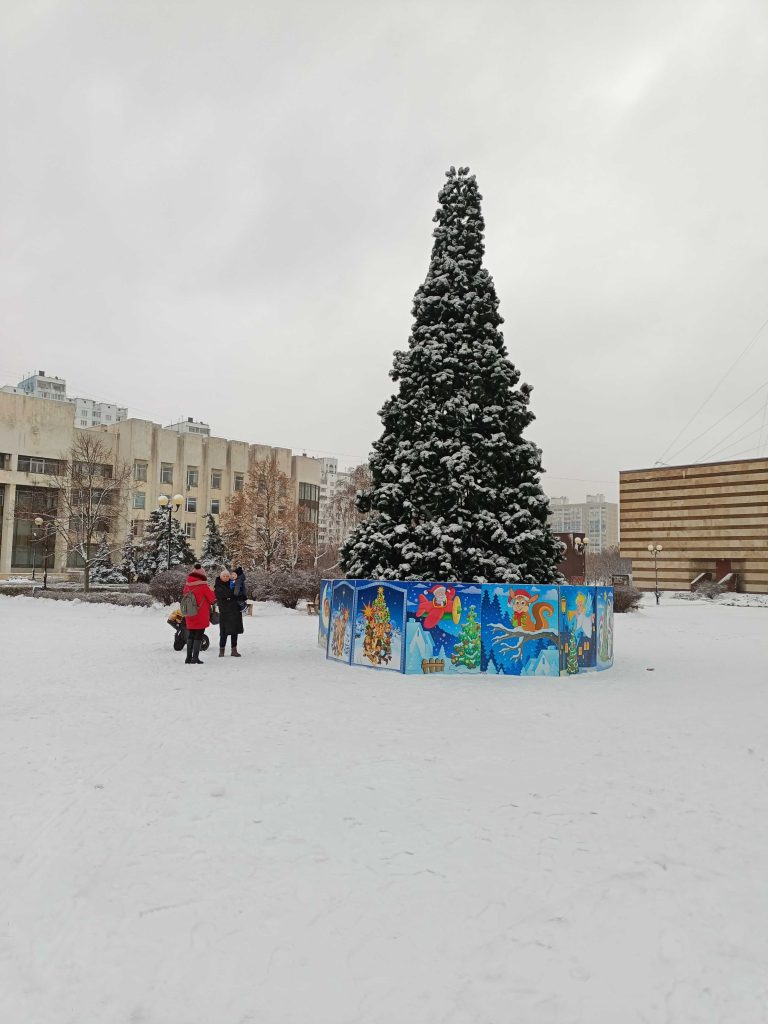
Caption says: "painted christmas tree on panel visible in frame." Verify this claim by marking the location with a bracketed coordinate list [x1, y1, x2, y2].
[451, 605, 481, 670]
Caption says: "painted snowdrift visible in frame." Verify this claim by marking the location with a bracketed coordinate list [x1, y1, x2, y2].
[320, 581, 613, 676]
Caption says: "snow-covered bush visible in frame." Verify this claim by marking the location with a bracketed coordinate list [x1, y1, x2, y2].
[614, 585, 642, 613]
[147, 567, 190, 606]
[249, 568, 321, 609]
[34, 590, 154, 606]
[692, 580, 727, 600]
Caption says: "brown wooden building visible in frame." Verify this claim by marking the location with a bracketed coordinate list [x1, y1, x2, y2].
[620, 457, 768, 594]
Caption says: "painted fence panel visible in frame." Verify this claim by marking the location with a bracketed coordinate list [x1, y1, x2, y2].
[323, 581, 612, 677]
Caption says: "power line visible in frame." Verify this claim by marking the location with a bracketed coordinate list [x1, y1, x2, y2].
[656, 313, 768, 463]
[665, 378, 768, 464]
[695, 404, 768, 463]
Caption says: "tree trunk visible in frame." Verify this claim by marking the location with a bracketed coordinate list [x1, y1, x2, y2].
[83, 563, 90, 592]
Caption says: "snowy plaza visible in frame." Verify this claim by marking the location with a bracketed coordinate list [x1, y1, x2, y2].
[2, 594, 767, 1023]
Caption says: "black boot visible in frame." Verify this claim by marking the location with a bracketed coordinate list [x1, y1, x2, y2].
[191, 630, 204, 664]
[185, 634, 194, 664]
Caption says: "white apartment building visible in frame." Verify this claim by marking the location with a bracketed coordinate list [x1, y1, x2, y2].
[548, 493, 618, 553]
[1, 370, 127, 428]
[318, 457, 351, 549]
[0, 390, 320, 576]
[164, 417, 211, 437]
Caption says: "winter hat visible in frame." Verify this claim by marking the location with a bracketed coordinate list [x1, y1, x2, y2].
[190, 567, 207, 580]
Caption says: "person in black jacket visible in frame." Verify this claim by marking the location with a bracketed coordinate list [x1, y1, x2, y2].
[214, 569, 244, 657]
[233, 566, 247, 610]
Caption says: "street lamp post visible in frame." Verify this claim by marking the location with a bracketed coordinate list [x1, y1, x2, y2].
[574, 535, 590, 582]
[31, 523, 39, 580]
[158, 494, 184, 570]
[35, 516, 54, 590]
[647, 543, 663, 605]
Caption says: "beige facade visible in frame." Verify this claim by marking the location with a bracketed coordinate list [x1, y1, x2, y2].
[620, 457, 768, 594]
[0, 390, 321, 576]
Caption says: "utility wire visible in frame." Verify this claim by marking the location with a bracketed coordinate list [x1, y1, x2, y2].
[695, 404, 768, 463]
[697, 420, 768, 463]
[665, 378, 768, 464]
[656, 313, 768, 463]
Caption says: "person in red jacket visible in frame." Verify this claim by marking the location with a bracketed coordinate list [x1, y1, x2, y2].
[181, 566, 216, 665]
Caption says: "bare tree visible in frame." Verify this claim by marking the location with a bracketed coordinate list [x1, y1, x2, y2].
[16, 434, 132, 591]
[585, 545, 632, 585]
[324, 462, 371, 563]
[221, 454, 308, 571]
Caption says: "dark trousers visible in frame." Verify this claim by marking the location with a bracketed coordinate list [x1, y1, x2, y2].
[186, 629, 204, 662]
[219, 628, 238, 650]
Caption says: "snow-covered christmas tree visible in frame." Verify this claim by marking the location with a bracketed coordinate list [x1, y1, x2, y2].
[89, 536, 125, 585]
[341, 166, 563, 584]
[136, 508, 195, 581]
[119, 532, 139, 583]
[200, 513, 230, 571]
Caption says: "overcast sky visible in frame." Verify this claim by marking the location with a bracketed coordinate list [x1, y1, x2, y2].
[2, 0, 767, 500]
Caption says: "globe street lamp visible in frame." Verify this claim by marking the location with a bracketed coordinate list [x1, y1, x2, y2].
[158, 493, 184, 570]
[574, 535, 589, 582]
[647, 543, 663, 605]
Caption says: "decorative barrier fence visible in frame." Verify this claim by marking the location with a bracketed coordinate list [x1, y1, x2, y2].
[318, 580, 614, 676]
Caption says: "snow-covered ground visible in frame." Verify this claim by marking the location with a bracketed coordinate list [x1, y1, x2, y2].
[1, 596, 767, 1024]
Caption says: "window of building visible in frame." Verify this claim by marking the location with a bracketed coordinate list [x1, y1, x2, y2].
[185, 497, 197, 513]
[132, 491, 146, 509]
[210, 470, 222, 489]
[210, 499, 220, 515]
[184, 522, 196, 539]
[234, 473, 244, 492]
[160, 463, 173, 485]
[0, 453, 10, 470]
[17, 455, 64, 475]
[186, 467, 199, 489]
[131, 519, 145, 538]
[134, 461, 148, 482]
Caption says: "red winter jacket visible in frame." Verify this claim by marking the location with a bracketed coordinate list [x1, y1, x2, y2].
[182, 569, 217, 629]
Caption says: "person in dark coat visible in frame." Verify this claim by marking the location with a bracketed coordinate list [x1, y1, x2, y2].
[232, 566, 247, 611]
[181, 566, 216, 665]
[214, 570, 244, 657]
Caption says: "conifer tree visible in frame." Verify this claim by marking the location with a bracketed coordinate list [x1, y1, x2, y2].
[200, 513, 229, 571]
[342, 166, 563, 584]
[89, 536, 125, 585]
[119, 532, 139, 583]
[136, 508, 195, 581]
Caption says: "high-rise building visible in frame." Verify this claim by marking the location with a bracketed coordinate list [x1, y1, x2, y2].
[1, 370, 127, 427]
[547, 493, 618, 553]
[318, 457, 357, 549]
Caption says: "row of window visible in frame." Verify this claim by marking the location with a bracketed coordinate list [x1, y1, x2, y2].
[131, 493, 221, 514]
[133, 462, 243, 492]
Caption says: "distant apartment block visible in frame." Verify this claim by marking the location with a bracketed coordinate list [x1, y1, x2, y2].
[318, 457, 357, 550]
[164, 417, 212, 437]
[1, 370, 127, 427]
[548, 493, 618, 553]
